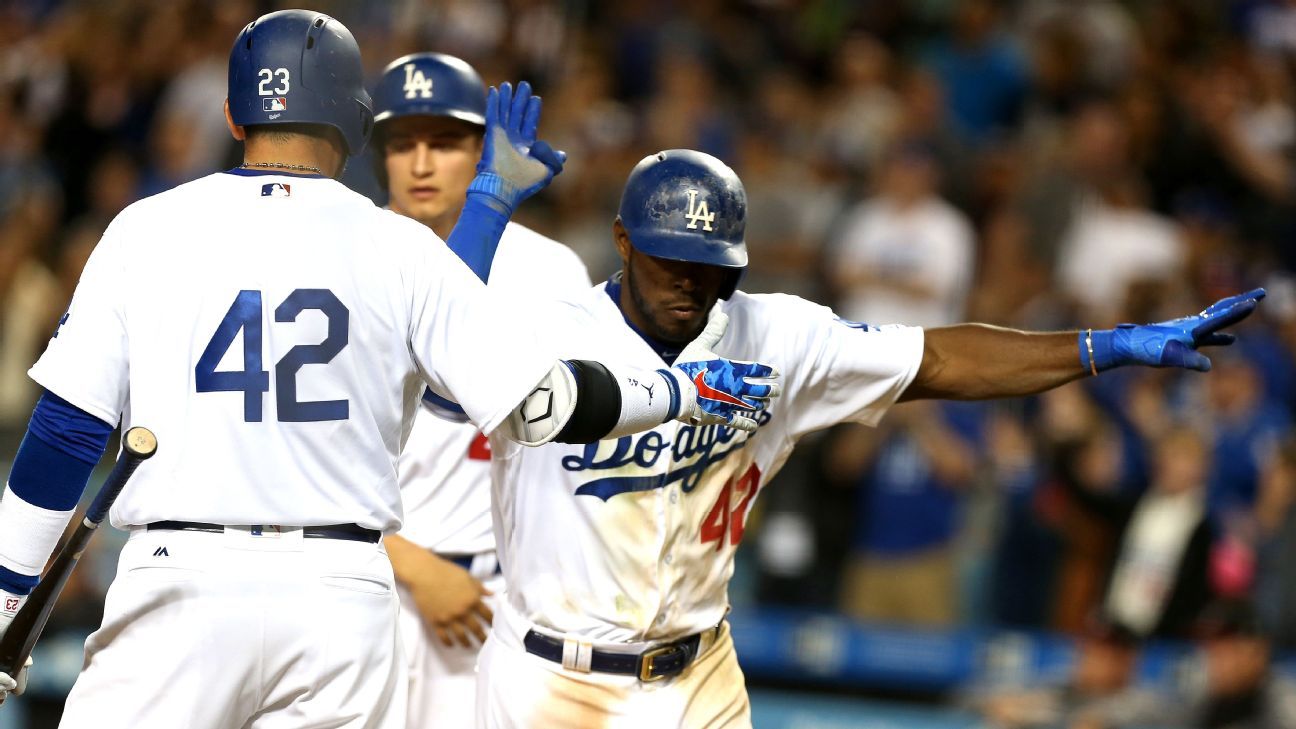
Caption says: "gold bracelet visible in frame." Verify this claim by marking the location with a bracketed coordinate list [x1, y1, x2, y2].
[1085, 329, 1098, 376]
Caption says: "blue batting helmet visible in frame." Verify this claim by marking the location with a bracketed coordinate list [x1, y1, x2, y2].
[618, 150, 748, 298]
[373, 53, 487, 126]
[227, 10, 373, 156]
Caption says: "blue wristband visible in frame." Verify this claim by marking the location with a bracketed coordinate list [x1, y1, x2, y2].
[0, 565, 38, 594]
[1079, 328, 1120, 373]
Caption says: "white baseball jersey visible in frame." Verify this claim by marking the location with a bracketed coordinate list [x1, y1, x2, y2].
[398, 221, 590, 553]
[29, 169, 557, 533]
[489, 283, 924, 643]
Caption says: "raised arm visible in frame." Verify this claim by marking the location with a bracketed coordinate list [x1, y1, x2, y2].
[901, 289, 1265, 401]
[444, 81, 565, 282]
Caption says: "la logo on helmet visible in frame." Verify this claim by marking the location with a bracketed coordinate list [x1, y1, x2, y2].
[684, 189, 715, 232]
[403, 64, 433, 99]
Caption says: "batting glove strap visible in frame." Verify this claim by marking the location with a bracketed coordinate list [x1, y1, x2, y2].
[466, 174, 522, 216]
[657, 368, 685, 422]
[1086, 327, 1119, 373]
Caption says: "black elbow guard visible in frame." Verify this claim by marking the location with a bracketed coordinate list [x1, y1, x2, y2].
[554, 360, 622, 444]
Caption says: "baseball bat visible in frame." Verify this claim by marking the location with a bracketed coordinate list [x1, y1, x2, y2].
[0, 427, 157, 677]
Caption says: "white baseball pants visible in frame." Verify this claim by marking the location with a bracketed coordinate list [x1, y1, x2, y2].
[475, 607, 750, 728]
[58, 526, 406, 729]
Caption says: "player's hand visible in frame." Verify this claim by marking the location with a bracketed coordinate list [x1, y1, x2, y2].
[0, 657, 31, 705]
[0, 591, 31, 705]
[1087, 288, 1265, 373]
[666, 308, 781, 432]
[469, 80, 567, 213]
[407, 553, 493, 648]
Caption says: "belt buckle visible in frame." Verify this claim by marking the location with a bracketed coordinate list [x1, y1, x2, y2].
[638, 644, 677, 683]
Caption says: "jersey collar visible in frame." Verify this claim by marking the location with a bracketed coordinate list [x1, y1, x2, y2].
[605, 273, 685, 365]
[223, 167, 328, 180]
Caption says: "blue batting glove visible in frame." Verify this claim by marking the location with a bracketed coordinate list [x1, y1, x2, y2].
[1082, 288, 1265, 373]
[467, 81, 567, 214]
[662, 308, 781, 432]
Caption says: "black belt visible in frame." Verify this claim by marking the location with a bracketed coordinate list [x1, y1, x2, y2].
[440, 552, 503, 575]
[523, 624, 721, 682]
[146, 521, 380, 544]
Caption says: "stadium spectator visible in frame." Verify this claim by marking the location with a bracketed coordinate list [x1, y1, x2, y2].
[921, 0, 1029, 145]
[965, 617, 1157, 729]
[1255, 437, 1296, 649]
[1205, 354, 1291, 523]
[829, 142, 975, 328]
[834, 400, 986, 627]
[1063, 425, 1217, 639]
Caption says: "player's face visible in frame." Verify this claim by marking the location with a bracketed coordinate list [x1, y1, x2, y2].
[614, 222, 727, 345]
[382, 116, 483, 237]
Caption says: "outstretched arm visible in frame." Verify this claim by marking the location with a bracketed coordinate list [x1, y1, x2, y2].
[902, 289, 1265, 401]
[901, 326, 1081, 401]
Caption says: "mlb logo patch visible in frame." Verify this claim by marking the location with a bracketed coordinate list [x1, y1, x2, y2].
[261, 183, 291, 197]
[263, 97, 287, 112]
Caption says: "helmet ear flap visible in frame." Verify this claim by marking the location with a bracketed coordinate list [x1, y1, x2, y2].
[719, 270, 743, 300]
[359, 104, 374, 147]
[370, 126, 389, 192]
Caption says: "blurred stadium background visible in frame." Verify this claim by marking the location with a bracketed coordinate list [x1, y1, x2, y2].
[2, 0, 1296, 727]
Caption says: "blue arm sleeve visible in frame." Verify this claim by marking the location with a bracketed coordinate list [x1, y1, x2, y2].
[445, 189, 511, 283]
[0, 391, 112, 593]
[10, 391, 114, 509]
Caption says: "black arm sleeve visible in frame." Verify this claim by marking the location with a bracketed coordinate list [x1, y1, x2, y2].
[554, 360, 623, 444]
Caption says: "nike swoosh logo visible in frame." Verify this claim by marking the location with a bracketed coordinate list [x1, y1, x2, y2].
[693, 370, 750, 408]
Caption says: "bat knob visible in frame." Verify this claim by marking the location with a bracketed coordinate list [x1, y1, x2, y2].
[123, 427, 158, 459]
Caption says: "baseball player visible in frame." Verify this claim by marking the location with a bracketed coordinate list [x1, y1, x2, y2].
[370, 52, 591, 728]
[452, 149, 1264, 728]
[0, 12, 779, 727]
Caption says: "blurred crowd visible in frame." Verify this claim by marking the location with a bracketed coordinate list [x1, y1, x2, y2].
[2, 0, 1295, 726]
